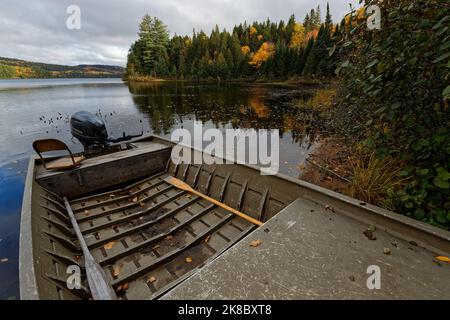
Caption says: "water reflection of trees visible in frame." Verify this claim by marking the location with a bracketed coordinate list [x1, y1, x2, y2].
[127, 81, 320, 143]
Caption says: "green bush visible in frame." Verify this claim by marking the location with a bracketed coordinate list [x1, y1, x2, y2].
[337, 0, 450, 229]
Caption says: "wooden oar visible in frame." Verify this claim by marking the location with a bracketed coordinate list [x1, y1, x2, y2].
[164, 176, 264, 227]
[63, 198, 117, 300]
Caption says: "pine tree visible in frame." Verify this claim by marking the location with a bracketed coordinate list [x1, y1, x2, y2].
[325, 2, 333, 30]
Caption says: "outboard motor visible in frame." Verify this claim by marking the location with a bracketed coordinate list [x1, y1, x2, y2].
[70, 111, 109, 150]
[70, 111, 144, 153]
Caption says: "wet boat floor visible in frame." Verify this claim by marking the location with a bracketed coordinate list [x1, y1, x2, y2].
[66, 172, 255, 300]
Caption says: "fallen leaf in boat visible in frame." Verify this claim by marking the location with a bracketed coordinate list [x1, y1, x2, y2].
[140, 201, 145, 207]
[367, 225, 376, 232]
[383, 248, 391, 255]
[204, 235, 211, 243]
[324, 205, 335, 213]
[113, 264, 123, 277]
[75, 255, 81, 261]
[84, 210, 89, 216]
[436, 256, 450, 263]
[132, 197, 138, 203]
[147, 276, 156, 284]
[185, 257, 193, 263]
[110, 194, 115, 199]
[104, 241, 116, 250]
[152, 245, 160, 251]
[250, 240, 262, 248]
[0, 258, 9, 263]
[363, 230, 377, 241]
[122, 283, 129, 290]
[165, 235, 173, 241]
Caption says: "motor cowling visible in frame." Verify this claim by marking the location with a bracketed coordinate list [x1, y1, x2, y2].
[70, 111, 109, 150]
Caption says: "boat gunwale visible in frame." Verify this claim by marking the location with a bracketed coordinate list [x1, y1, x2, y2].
[19, 158, 39, 300]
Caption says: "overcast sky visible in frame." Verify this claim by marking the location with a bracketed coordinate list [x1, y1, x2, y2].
[0, 0, 356, 67]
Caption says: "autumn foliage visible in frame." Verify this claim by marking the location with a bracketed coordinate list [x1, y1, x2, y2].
[249, 42, 275, 69]
[127, 4, 337, 80]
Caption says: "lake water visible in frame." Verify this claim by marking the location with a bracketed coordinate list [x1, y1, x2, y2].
[0, 78, 323, 299]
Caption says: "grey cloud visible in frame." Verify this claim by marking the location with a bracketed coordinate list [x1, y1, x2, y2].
[0, 0, 355, 67]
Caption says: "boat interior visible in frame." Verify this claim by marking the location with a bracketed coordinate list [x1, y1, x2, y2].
[21, 135, 450, 300]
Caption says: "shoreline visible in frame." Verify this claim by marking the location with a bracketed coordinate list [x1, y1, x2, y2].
[125, 76, 334, 88]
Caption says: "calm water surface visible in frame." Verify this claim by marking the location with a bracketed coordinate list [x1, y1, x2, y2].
[0, 78, 322, 299]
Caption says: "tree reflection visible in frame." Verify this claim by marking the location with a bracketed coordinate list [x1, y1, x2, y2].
[127, 81, 321, 142]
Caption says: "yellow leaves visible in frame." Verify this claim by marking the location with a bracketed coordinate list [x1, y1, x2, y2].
[250, 240, 262, 247]
[290, 23, 306, 49]
[249, 42, 275, 69]
[241, 46, 250, 56]
[436, 256, 450, 263]
[249, 26, 257, 36]
[185, 257, 193, 263]
[104, 241, 116, 250]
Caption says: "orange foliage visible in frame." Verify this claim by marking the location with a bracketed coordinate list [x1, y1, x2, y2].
[241, 46, 251, 55]
[249, 42, 275, 69]
[305, 29, 319, 42]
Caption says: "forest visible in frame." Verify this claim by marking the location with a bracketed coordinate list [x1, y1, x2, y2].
[0, 57, 125, 79]
[126, 4, 338, 80]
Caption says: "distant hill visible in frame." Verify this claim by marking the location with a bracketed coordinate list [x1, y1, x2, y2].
[0, 57, 125, 79]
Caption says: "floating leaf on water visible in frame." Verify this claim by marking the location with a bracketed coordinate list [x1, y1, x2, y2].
[436, 256, 450, 263]
[104, 241, 116, 250]
[250, 240, 262, 248]
[185, 257, 193, 263]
